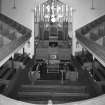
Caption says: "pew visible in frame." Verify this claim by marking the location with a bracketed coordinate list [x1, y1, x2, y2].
[7, 69, 16, 80]
[0, 68, 10, 78]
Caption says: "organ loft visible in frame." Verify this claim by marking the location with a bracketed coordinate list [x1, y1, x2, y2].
[0, 0, 105, 105]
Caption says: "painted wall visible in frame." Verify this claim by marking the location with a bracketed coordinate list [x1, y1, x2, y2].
[1, 0, 35, 57]
[1, 0, 105, 56]
[0, 0, 1, 12]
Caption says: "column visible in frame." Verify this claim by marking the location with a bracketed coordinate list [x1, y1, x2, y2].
[92, 56, 95, 79]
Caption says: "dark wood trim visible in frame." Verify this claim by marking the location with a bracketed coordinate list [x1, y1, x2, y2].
[76, 15, 105, 35]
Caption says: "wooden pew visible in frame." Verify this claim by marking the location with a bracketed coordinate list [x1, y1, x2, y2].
[0, 68, 9, 78]
[2, 68, 12, 79]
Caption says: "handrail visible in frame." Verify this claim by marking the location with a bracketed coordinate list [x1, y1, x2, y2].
[76, 15, 105, 35]
[0, 34, 31, 67]
[0, 13, 31, 35]
[76, 34, 105, 67]
[76, 14, 105, 67]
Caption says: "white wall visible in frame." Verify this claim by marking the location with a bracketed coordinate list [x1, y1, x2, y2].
[1, 0, 105, 56]
[1, 0, 35, 57]
[63, 0, 105, 55]
[0, 0, 1, 12]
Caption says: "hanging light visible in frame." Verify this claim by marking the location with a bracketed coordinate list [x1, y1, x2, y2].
[44, 0, 63, 23]
[12, 0, 16, 9]
[91, 0, 95, 10]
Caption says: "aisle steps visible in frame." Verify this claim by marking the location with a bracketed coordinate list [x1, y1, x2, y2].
[17, 81, 90, 104]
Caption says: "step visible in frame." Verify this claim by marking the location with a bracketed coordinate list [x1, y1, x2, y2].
[20, 88, 86, 93]
[20, 84, 87, 94]
[21, 85, 86, 89]
[18, 91, 90, 98]
[21, 80, 88, 85]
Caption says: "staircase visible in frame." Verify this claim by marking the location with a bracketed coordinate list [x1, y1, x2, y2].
[16, 80, 90, 104]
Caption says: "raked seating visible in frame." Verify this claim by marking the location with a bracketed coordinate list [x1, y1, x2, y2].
[16, 80, 90, 104]
[0, 13, 31, 69]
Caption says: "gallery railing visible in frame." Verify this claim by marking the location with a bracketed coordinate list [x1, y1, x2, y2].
[0, 13, 31, 67]
[76, 14, 105, 67]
